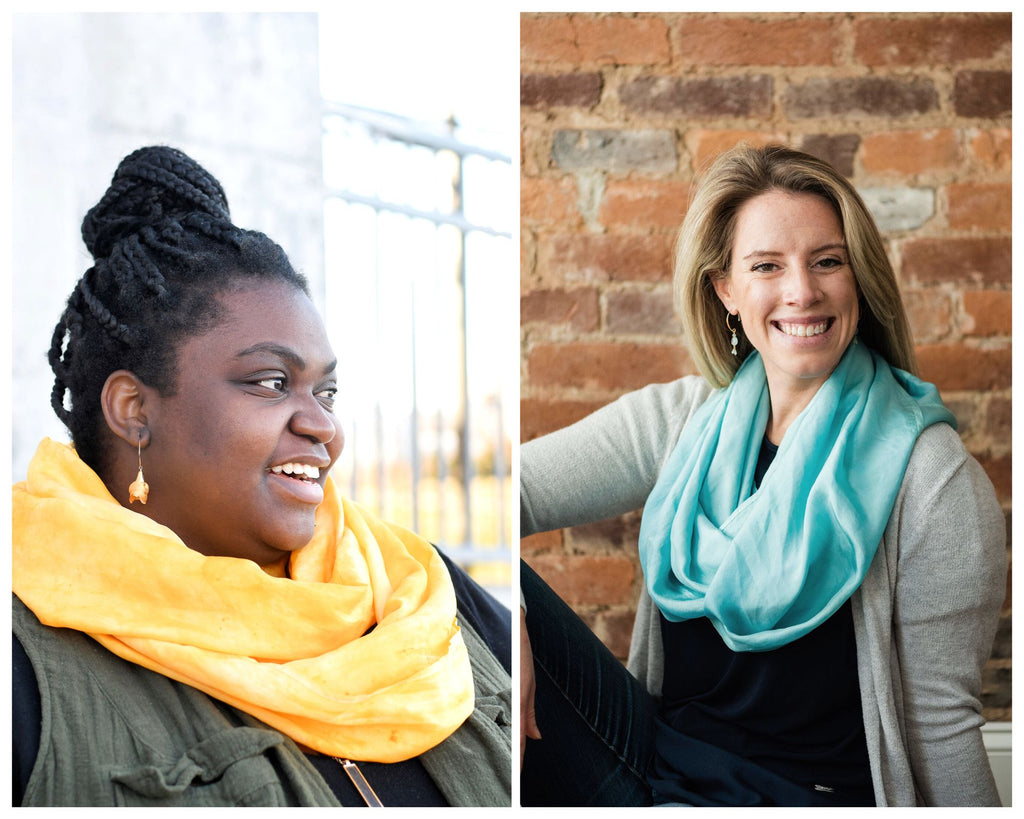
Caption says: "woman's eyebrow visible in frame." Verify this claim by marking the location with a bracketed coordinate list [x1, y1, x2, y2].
[236, 342, 337, 376]
[741, 242, 847, 261]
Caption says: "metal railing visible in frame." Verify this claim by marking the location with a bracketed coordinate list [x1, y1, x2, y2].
[320, 101, 513, 598]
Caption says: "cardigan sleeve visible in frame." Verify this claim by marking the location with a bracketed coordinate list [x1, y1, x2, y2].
[889, 423, 1007, 806]
[520, 376, 713, 537]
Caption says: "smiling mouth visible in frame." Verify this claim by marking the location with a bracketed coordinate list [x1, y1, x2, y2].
[269, 462, 321, 482]
[773, 318, 834, 338]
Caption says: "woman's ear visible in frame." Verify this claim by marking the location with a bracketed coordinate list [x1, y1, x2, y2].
[100, 370, 152, 447]
[710, 271, 734, 314]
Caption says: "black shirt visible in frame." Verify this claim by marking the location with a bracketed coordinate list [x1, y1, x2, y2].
[652, 437, 874, 806]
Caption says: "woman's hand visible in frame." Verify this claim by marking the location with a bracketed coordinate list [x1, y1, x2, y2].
[520, 606, 541, 766]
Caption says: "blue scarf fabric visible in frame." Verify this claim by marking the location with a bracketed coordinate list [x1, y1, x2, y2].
[638, 341, 954, 652]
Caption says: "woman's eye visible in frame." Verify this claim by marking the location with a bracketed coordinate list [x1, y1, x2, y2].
[816, 257, 844, 269]
[256, 376, 287, 392]
[751, 262, 778, 273]
[317, 387, 338, 407]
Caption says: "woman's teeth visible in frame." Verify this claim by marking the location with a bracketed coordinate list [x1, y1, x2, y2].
[776, 320, 829, 338]
[271, 463, 320, 480]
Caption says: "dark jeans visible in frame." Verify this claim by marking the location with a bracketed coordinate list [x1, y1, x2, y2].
[520, 559, 657, 807]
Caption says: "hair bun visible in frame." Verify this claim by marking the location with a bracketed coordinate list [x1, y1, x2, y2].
[81, 145, 232, 259]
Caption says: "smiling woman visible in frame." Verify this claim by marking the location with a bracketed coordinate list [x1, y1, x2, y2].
[12, 146, 511, 807]
[116, 283, 344, 566]
[710, 190, 861, 443]
[519, 144, 1005, 807]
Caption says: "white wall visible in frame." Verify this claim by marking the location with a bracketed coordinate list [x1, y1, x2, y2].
[12, 12, 323, 480]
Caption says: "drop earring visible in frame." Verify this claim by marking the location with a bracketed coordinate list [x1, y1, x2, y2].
[726, 311, 739, 357]
[128, 436, 150, 505]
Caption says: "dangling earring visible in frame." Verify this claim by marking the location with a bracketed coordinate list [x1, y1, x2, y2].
[726, 311, 739, 357]
[129, 436, 150, 505]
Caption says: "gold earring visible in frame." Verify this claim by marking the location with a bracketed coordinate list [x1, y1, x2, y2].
[726, 311, 739, 357]
[128, 436, 150, 504]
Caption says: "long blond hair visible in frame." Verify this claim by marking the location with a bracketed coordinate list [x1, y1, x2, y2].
[675, 143, 917, 388]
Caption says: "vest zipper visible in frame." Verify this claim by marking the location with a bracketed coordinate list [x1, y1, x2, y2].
[334, 758, 384, 807]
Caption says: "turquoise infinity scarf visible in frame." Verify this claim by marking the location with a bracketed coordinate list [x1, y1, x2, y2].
[638, 341, 954, 652]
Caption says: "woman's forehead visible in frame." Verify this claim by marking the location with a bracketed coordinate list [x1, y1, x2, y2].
[183, 282, 335, 368]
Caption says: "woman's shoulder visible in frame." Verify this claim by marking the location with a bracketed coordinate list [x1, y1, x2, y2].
[584, 374, 717, 447]
[896, 421, 1005, 560]
[902, 421, 992, 499]
[612, 374, 716, 416]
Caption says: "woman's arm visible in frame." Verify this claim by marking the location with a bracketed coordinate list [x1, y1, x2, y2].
[521, 377, 713, 537]
[892, 424, 1007, 805]
[519, 376, 711, 758]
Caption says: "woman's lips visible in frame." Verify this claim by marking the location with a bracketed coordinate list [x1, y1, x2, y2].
[266, 468, 325, 504]
[270, 462, 321, 480]
[773, 318, 834, 338]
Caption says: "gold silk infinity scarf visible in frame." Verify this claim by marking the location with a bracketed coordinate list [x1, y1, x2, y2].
[13, 438, 474, 763]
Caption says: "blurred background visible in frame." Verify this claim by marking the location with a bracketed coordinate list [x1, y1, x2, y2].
[11, 10, 517, 604]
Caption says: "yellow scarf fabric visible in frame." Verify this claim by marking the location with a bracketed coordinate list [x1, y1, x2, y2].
[12, 438, 475, 763]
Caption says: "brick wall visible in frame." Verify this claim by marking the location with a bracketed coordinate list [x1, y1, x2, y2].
[520, 12, 1011, 720]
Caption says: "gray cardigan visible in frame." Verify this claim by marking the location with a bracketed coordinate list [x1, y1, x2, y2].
[521, 376, 1006, 807]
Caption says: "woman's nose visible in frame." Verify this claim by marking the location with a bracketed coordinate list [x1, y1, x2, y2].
[783, 265, 822, 306]
[290, 395, 339, 445]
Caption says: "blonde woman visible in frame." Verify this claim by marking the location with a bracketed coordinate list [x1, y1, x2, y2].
[519, 144, 1005, 807]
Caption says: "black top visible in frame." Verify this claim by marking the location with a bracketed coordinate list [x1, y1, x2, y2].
[12, 548, 511, 807]
[652, 437, 874, 806]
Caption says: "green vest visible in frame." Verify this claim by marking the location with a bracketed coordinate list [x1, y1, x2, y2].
[14, 594, 511, 806]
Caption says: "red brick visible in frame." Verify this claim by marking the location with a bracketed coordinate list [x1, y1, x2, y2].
[785, 76, 938, 120]
[520, 529, 563, 555]
[520, 397, 611, 441]
[568, 512, 642, 552]
[521, 176, 579, 226]
[686, 130, 786, 172]
[539, 232, 674, 284]
[620, 74, 773, 118]
[860, 129, 959, 176]
[800, 133, 861, 177]
[520, 287, 600, 332]
[916, 344, 1011, 392]
[599, 179, 692, 229]
[527, 341, 692, 392]
[528, 553, 636, 606]
[593, 607, 639, 660]
[946, 183, 1011, 231]
[954, 71, 1012, 119]
[675, 14, 840, 67]
[902, 289, 953, 343]
[962, 290, 1011, 337]
[969, 129, 1012, 174]
[944, 396, 980, 439]
[985, 397, 1012, 445]
[572, 14, 672, 65]
[521, 72, 603, 108]
[901, 237, 1011, 285]
[521, 13, 671, 66]
[854, 14, 1011, 66]
[521, 14, 579, 64]
[605, 286, 680, 335]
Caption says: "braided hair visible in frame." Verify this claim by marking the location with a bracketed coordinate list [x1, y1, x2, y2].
[48, 146, 309, 473]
